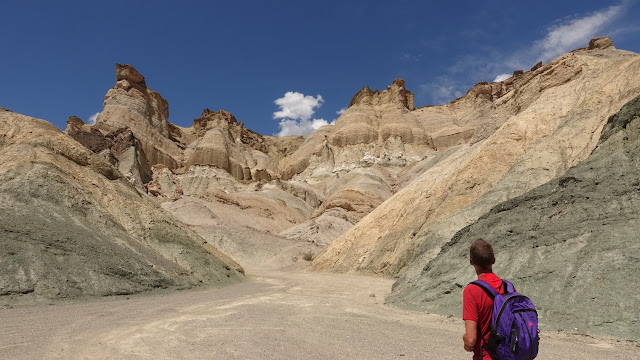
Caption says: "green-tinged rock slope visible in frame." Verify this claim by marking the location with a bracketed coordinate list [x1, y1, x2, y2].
[388, 94, 640, 340]
[0, 109, 244, 305]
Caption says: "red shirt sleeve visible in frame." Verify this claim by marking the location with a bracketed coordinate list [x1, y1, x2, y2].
[463, 285, 479, 321]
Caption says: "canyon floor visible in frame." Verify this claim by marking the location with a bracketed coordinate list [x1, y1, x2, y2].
[1, 266, 637, 360]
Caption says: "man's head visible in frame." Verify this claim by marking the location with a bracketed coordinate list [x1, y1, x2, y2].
[469, 238, 495, 271]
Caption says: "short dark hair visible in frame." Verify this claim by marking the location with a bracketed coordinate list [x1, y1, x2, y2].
[470, 238, 495, 269]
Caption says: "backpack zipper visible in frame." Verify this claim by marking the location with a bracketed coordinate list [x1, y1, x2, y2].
[518, 311, 535, 358]
[513, 308, 538, 315]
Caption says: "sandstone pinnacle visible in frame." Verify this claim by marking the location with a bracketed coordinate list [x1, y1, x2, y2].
[115, 63, 147, 87]
[589, 36, 615, 50]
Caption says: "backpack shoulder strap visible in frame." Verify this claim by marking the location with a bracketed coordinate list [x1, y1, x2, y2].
[501, 279, 515, 294]
[470, 280, 499, 300]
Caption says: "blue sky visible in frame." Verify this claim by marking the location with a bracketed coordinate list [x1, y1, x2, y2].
[2, 1, 639, 136]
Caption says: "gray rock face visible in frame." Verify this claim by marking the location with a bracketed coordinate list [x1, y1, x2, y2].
[387, 94, 640, 340]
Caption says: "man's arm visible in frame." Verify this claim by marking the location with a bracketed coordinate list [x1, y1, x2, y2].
[463, 320, 478, 352]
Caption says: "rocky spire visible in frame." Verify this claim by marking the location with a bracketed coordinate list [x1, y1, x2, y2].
[348, 78, 415, 110]
[115, 63, 147, 87]
[588, 36, 615, 50]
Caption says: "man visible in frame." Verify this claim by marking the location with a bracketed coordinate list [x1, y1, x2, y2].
[462, 238, 504, 360]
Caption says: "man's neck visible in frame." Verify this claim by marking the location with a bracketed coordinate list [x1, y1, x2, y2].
[475, 267, 493, 276]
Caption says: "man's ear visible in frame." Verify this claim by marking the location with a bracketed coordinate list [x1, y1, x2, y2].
[491, 257, 496, 264]
[469, 257, 473, 266]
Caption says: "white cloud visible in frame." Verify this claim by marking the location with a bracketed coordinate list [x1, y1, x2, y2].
[532, 5, 624, 63]
[87, 112, 100, 125]
[277, 118, 334, 137]
[273, 92, 323, 121]
[336, 107, 347, 115]
[493, 73, 511, 82]
[418, 3, 629, 106]
[273, 91, 333, 136]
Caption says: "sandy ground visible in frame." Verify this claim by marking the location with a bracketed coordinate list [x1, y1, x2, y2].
[0, 269, 638, 360]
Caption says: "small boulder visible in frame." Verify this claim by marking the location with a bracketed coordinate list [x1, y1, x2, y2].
[66, 115, 85, 133]
[530, 61, 543, 72]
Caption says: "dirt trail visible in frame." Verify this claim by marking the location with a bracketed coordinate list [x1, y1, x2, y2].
[0, 269, 637, 359]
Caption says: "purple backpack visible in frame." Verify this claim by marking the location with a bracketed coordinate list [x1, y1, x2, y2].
[471, 279, 539, 360]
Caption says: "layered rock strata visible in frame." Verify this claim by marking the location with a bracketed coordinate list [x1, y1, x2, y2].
[311, 38, 640, 279]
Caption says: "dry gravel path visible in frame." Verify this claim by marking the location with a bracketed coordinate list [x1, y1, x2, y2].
[1, 270, 638, 359]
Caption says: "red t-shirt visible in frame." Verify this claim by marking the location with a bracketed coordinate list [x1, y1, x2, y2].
[463, 272, 503, 360]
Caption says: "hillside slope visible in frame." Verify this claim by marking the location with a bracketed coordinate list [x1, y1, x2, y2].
[310, 38, 640, 279]
[388, 94, 640, 340]
[0, 109, 244, 304]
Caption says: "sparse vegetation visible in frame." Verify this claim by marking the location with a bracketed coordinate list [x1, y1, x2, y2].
[302, 251, 315, 261]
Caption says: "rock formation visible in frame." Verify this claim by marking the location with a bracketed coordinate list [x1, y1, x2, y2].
[66, 120, 152, 193]
[4, 36, 639, 340]
[64, 41, 640, 287]
[0, 111, 243, 303]
[93, 63, 181, 170]
[311, 38, 640, 280]
[78, 64, 450, 265]
[349, 78, 415, 110]
[589, 36, 616, 50]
